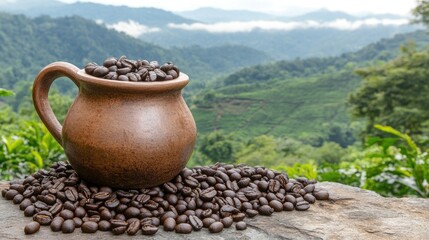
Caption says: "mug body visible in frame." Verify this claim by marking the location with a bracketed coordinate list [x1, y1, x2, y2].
[62, 72, 196, 189]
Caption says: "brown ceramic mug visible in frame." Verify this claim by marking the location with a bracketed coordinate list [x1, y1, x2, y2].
[32, 62, 197, 189]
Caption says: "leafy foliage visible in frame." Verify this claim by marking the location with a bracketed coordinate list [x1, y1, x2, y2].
[349, 44, 429, 141]
[0, 121, 64, 180]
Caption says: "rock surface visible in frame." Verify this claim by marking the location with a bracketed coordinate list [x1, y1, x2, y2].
[1, 181, 428, 239]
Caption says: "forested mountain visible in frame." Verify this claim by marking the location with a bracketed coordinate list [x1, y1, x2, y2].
[0, 13, 270, 91]
[0, 0, 420, 60]
[0, 0, 195, 26]
[191, 30, 429, 144]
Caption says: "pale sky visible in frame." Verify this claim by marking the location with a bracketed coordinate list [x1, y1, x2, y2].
[59, 0, 417, 16]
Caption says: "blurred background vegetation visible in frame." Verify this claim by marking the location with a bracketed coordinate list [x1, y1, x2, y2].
[1, 0, 429, 198]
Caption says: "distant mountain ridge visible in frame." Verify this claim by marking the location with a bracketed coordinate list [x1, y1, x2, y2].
[0, 12, 270, 91]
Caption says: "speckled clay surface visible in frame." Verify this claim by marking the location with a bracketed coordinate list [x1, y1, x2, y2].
[33, 62, 197, 189]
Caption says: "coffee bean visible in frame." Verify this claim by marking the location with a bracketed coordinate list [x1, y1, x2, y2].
[246, 209, 258, 218]
[189, 215, 203, 231]
[5, 189, 19, 200]
[112, 226, 127, 235]
[124, 206, 140, 218]
[232, 212, 246, 222]
[296, 201, 310, 211]
[60, 209, 74, 219]
[117, 75, 129, 81]
[93, 191, 111, 201]
[175, 223, 192, 234]
[209, 221, 224, 233]
[20, 198, 32, 210]
[12, 194, 24, 204]
[202, 217, 216, 228]
[61, 219, 75, 233]
[105, 198, 120, 209]
[304, 194, 316, 204]
[269, 200, 283, 212]
[103, 57, 117, 68]
[141, 224, 158, 235]
[221, 216, 234, 228]
[93, 66, 109, 77]
[84, 63, 98, 74]
[236, 221, 247, 230]
[65, 188, 78, 202]
[98, 220, 111, 231]
[73, 217, 83, 228]
[81, 221, 98, 233]
[33, 210, 53, 225]
[163, 217, 176, 231]
[283, 202, 295, 211]
[314, 190, 329, 200]
[24, 205, 36, 217]
[50, 217, 64, 232]
[126, 220, 140, 235]
[24, 221, 40, 235]
[258, 205, 274, 216]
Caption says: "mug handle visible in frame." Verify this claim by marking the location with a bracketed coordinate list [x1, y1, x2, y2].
[32, 62, 80, 146]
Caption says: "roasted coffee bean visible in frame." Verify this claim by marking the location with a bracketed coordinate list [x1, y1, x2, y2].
[61, 219, 76, 233]
[304, 184, 315, 193]
[163, 217, 176, 231]
[20, 198, 32, 210]
[124, 206, 140, 218]
[175, 223, 192, 234]
[74, 206, 86, 218]
[50, 217, 64, 232]
[33, 210, 53, 225]
[304, 194, 316, 204]
[209, 221, 224, 233]
[236, 221, 247, 230]
[24, 205, 36, 217]
[105, 198, 120, 209]
[84, 63, 98, 74]
[65, 188, 78, 202]
[93, 191, 111, 201]
[24, 221, 40, 235]
[125, 220, 140, 235]
[202, 217, 216, 228]
[73, 217, 83, 228]
[232, 212, 246, 222]
[258, 205, 274, 216]
[221, 216, 234, 228]
[141, 224, 158, 235]
[162, 182, 177, 193]
[270, 200, 283, 212]
[98, 220, 111, 231]
[314, 190, 329, 200]
[112, 226, 127, 235]
[13, 194, 24, 204]
[246, 209, 258, 218]
[103, 57, 117, 67]
[117, 75, 129, 81]
[81, 221, 98, 233]
[5, 189, 19, 200]
[296, 201, 310, 211]
[283, 202, 294, 211]
[60, 209, 74, 220]
[93, 66, 109, 77]
[189, 215, 203, 231]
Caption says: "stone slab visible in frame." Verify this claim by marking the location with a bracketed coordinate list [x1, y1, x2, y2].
[1, 182, 428, 240]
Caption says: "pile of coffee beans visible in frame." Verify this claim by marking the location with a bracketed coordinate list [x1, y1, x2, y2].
[84, 56, 180, 82]
[1, 162, 329, 236]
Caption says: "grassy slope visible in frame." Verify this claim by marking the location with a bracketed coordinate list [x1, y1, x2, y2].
[191, 31, 429, 139]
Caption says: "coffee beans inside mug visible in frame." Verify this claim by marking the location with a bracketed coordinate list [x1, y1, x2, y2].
[2, 162, 329, 236]
[84, 56, 180, 82]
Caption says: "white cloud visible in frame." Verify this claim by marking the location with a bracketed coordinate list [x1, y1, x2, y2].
[105, 20, 160, 38]
[168, 18, 410, 33]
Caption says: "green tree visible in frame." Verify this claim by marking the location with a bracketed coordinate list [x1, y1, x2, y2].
[413, 0, 429, 26]
[236, 135, 282, 167]
[349, 44, 429, 140]
[199, 131, 235, 163]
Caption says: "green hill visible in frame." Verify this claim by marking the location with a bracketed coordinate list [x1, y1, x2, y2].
[191, 31, 429, 144]
[0, 13, 270, 91]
